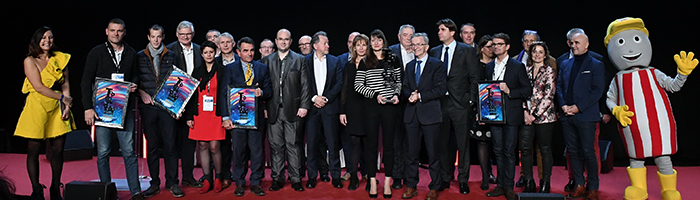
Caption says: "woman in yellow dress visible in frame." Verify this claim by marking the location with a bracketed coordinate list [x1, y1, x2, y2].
[15, 26, 76, 200]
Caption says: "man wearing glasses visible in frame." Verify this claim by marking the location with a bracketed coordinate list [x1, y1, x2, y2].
[298, 35, 312, 56]
[259, 39, 276, 59]
[166, 20, 204, 190]
[260, 28, 311, 192]
[483, 33, 531, 200]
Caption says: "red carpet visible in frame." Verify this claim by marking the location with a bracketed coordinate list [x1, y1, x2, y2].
[1, 153, 698, 199]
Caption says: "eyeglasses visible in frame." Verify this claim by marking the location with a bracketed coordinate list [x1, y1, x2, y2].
[299, 43, 311, 46]
[260, 46, 274, 49]
[492, 43, 506, 47]
[410, 43, 427, 48]
[178, 32, 193, 37]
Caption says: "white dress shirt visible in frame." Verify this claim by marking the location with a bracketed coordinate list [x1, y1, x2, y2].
[312, 53, 327, 102]
[493, 55, 509, 81]
[400, 45, 414, 70]
[442, 40, 456, 74]
[181, 43, 195, 74]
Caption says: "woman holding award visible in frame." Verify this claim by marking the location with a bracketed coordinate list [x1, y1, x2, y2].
[185, 41, 226, 194]
[15, 26, 76, 200]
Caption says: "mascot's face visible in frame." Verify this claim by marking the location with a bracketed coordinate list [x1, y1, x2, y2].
[607, 29, 652, 71]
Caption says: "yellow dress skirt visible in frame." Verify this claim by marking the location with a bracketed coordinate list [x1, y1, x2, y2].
[15, 52, 76, 139]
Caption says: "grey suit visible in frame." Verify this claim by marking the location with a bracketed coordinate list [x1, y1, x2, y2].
[260, 50, 312, 183]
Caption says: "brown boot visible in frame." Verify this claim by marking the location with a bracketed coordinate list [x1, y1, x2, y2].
[586, 190, 599, 200]
[566, 185, 586, 199]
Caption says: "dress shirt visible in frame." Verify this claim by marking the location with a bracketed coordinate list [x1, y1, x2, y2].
[400, 45, 414, 70]
[241, 61, 255, 82]
[520, 52, 529, 64]
[493, 55, 509, 81]
[415, 55, 428, 101]
[312, 53, 327, 102]
[442, 40, 456, 74]
[114, 48, 123, 65]
[180, 42, 195, 74]
[223, 54, 236, 66]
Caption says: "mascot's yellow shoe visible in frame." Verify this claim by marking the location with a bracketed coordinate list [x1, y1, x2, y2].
[625, 167, 648, 200]
[658, 170, 681, 200]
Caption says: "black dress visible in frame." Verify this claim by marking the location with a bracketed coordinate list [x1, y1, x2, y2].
[340, 61, 370, 136]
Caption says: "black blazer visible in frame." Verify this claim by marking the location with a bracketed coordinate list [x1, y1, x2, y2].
[402, 56, 447, 125]
[484, 58, 532, 125]
[556, 53, 605, 122]
[217, 60, 272, 123]
[166, 41, 203, 73]
[215, 53, 241, 66]
[305, 53, 343, 115]
[184, 62, 227, 120]
[260, 51, 311, 121]
[429, 41, 481, 109]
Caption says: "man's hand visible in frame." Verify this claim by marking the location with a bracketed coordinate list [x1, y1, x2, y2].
[602, 114, 612, 124]
[408, 90, 419, 103]
[566, 105, 579, 115]
[314, 96, 327, 108]
[499, 82, 510, 94]
[187, 120, 195, 129]
[254, 83, 262, 97]
[340, 114, 347, 126]
[524, 112, 535, 125]
[222, 119, 234, 130]
[264, 110, 268, 119]
[139, 90, 153, 105]
[84, 109, 99, 125]
[297, 108, 308, 118]
[129, 83, 138, 93]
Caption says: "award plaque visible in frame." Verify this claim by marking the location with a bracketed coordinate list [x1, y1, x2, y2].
[478, 81, 506, 124]
[153, 66, 200, 116]
[93, 78, 132, 128]
[229, 86, 258, 129]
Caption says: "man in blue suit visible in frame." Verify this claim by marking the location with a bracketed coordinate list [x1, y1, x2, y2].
[556, 32, 604, 200]
[400, 33, 447, 200]
[303, 31, 344, 189]
[483, 33, 532, 200]
[220, 37, 272, 197]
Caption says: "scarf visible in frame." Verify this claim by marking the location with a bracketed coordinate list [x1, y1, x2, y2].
[148, 43, 164, 76]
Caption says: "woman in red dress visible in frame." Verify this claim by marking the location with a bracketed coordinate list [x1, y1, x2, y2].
[185, 41, 226, 193]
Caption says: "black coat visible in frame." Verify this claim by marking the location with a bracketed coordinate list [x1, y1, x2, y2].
[484, 58, 532, 125]
[81, 42, 138, 110]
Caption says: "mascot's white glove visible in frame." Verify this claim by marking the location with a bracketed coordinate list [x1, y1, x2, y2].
[675, 51, 698, 75]
[613, 105, 634, 127]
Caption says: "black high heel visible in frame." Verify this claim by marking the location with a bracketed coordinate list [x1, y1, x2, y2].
[31, 184, 46, 200]
[368, 179, 378, 198]
[50, 183, 64, 200]
[348, 176, 359, 191]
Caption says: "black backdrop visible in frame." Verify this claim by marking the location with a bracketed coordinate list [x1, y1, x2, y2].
[2, 1, 699, 166]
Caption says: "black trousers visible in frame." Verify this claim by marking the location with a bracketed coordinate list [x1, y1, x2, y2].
[141, 106, 178, 187]
[393, 103, 407, 180]
[232, 128, 265, 186]
[437, 98, 471, 184]
[404, 116, 441, 190]
[305, 110, 341, 179]
[364, 103, 397, 178]
[519, 123, 554, 181]
[177, 118, 197, 180]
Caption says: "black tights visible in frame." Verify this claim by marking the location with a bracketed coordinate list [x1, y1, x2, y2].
[27, 135, 66, 189]
[477, 140, 493, 182]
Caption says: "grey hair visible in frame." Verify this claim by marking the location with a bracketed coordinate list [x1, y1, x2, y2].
[566, 28, 585, 41]
[411, 32, 429, 44]
[176, 20, 195, 33]
[398, 24, 415, 35]
[219, 32, 234, 43]
[299, 35, 311, 43]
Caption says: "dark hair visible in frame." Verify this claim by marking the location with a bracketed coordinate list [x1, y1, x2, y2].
[311, 31, 327, 48]
[526, 41, 551, 67]
[460, 23, 475, 30]
[493, 33, 511, 45]
[237, 37, 255, 50]
[108, 18, 126, 29]
[436, 18, 458, 32]
[349, 34, 369, 64]
[27, 26, 57, 58]
[366, 29, 388, 69]
[200, 40, 218, 52]
[370, 29, 387, 48]
[149, 24, 163, 35]
[477, 35, 493, 60]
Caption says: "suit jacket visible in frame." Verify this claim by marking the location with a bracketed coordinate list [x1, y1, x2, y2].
[260, 50, 311, 121]
[556, 52, 605, 122]
[402, 56, 447, 125]
[215, 53, 241, 66]
[166, 41, 203, 73]
[305, 53, 343, 115]
[556, 50, 612, 115]
[429, 42, 481, 109]
[484, 58, 532, 125]
[337, 52, 351, 72]
[218, 60, 272, 123]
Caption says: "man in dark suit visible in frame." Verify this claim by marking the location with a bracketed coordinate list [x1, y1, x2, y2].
[388, 24, 414, 189]
[556, 32, 604, 200]
[303, 31, 344, 189]
[429, 18, 481, 194]
[164, 20, 204, 189]
[337, 32, 360, 70]
[401, 33, 447, 200]
[220, 37, 272, 197]
[260, 28, 312, 192]
[483, 33, 532, 200]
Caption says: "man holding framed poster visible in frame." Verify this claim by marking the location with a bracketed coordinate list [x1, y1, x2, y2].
[220, 37, 271, 196]
[482, 33, 531, 200]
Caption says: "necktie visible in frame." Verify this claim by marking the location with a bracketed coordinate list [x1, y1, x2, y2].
[245, 63, 253, 86]
[415, 60, 422, 85]
[444, 46, 450, 75]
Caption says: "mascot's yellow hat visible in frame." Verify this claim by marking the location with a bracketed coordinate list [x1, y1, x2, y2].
[604, 17, 649, 47]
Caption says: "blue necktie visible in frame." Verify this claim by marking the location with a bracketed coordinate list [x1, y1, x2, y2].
[444, 46, 450, 75]
[415, 60, 422, 85]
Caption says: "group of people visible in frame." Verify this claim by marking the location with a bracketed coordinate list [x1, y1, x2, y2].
[15, 17, 612, 200]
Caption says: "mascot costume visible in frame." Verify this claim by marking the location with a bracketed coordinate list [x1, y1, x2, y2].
[604, 17, 697, 200]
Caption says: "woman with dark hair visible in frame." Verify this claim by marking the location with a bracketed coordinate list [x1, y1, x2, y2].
[354, 29, 401, 199]
[473, 35, 497, 191]
[185, 41, 226, 194]
[15, 26, 75, 200]
[340, 34, 370, 191]
[519, 41, 557, 193]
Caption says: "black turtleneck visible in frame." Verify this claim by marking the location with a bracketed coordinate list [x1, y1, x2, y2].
[565, 51, 588, 105]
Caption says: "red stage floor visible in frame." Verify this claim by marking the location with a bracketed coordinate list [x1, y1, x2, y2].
[1, 153, 698, 199]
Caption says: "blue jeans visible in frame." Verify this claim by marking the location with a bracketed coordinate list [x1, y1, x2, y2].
[95, 108, 141, 195]
[490, 124, 518, 189]
[562, 116, 599, 190]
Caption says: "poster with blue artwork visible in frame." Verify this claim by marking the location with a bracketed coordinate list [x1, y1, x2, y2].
[153, 66, 200, 116]
[229, 86, 257, 129]
[478, 81, 506, 124]
[93, 78, 131, 129]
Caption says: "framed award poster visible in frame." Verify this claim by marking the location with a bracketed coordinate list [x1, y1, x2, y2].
[229, 86, 258, 129]
[478, 81, 506, 124]
[153, 66, 200, 116]
[93, 78, 132, 128]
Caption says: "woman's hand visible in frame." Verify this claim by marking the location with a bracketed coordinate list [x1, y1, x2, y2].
[187, 120, 195, 129]
[377, 94, 387, 104]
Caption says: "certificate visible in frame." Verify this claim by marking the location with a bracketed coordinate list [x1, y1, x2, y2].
[93, 78, 131, 129]
[153, 66, 200, 116]
[478, 81, 506, 124]
[229, 86, 258, 129]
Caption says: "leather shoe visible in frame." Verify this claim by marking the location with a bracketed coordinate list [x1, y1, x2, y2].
[306, 179, 317, 188]
[182, 178, 203, 188]
[504, 189, 516, 200]
[392, 178, 403, 189]
[320, 174, 331, 182]
[437, 181, 449, 191]
[222, 179, 232, 189]
[269, 181, 283, 191]
[292, 182, 305, 191]
[480, 180, 489, 191]
[142, 185, 160, 198]
[515, 176, 525, 187]
[425, 190, 438, 200]
[586, 189, 599, 200]
[401, 187, 417, 199]
[332, 179, 343, 188]
[234, 185, 245, 196]
[564, 179, 575, 192]
[251, 185, 266, 196]
[129, 193, 144, 200]
[523, 179, 536, 193]
[486, 186, 505, 197]
[539, 179, 551, 193]
[348, 177, 359, 191]
[459, 182, 470, 194]
[167, 185, 184, 198]
[566, 185, 587, 199]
